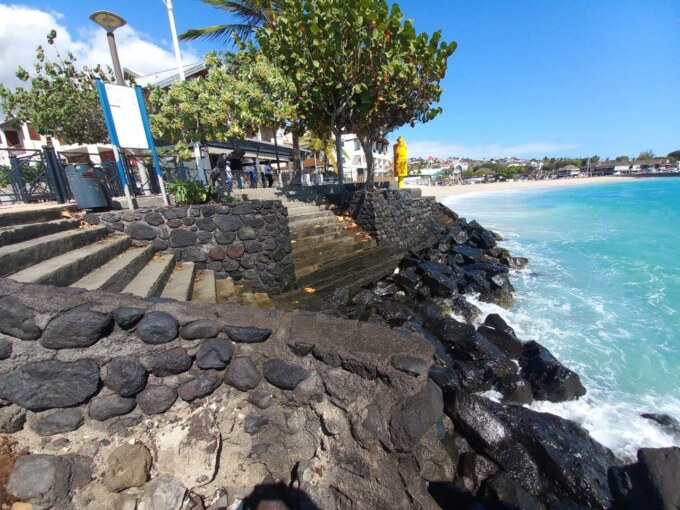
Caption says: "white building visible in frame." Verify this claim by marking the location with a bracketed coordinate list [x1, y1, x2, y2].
[340, 134, 391, 182]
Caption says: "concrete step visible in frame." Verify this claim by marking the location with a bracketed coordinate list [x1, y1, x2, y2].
[292, 233, 372, 260]
[289, 220, 351, 240]
[287, 210, 337, 224]
[293, 238, 376, 271]
[10, 235, 131, 287]
[216, 278, 274, 309]
[161, 262, 196, 301]
[295, 246, 394, 289]
[0, 204, 78, 228]
[122, 253, 176, 298]
[294, 246, 378, 279]
[0, 225, 110, 277]
[0, 218, 81, 247]
[284, 202, 329, 212]
[71, 244, 154, 292]
[191, 269, 217, 303]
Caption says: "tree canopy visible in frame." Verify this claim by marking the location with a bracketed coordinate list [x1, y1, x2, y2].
[638, 150, 655, 160]
[147, 48, 296, 159]
[258, 0, 456, 188]
[667, 150, 680, 159]
[0, 31, 114, 145]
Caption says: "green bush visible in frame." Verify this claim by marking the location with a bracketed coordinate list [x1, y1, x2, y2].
[165, 179, 213, 205]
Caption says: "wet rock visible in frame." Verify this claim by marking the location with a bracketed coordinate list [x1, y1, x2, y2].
[417, 261, 456, 276]
[104, 443, 152, 492]
[495, 374, 534, 405]
[0, 404, 26, 433]
[481, 472, 544, 510]
[41, 309, 113, 349]
[452, 245, 484, 263]
[351, 289, 383, 306]
[125, 223, 157, 240]
[113, 307, 145, 330]
[263, 359, 310, 390]
[0, 338, 12, 360]
[0, 296, 41, 340]
[155, 408, 220, 488]
[0, 359, 99, 411]
[463, 261, 509, 277]
[224, 325, 272, 343]
[143, 474, 187, 510]
[89, 394, 137, 421]
[394, 270, 419, 290]
[391, 355, 429, 376]
[7, 454, 70, 504]
[151, 347, 193, 376]
[640, 413, 680, 434]
[196, 338, 233, 369]
[377, 301, 419, 327]
[104, 355, 148, 397]
[137, 311, 179, 344]
[390, 379, 444, 452]
[31, 408, 83, 436]
[501, 257, 529, 269]
[137, 385, 177, 415]
[181, 319, 222, 340]
[636, 447, 680, 510]
[519, 341, 586, 402]
[477, 325, 523, 358]
[178, 373, 221, 402]
[223, 356, 261, 391]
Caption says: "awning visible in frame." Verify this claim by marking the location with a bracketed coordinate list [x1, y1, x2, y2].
[206, 138, 311, 161]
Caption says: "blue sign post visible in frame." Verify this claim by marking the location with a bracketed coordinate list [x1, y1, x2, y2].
[95, 79, 170, 209]
[95, 78, 137, 210]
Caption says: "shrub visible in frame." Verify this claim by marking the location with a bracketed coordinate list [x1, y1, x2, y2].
[165, 179, 213, 205]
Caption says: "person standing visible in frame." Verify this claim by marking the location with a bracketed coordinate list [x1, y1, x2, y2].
[264, 163, 274, 188]
[246, 164, 258, 188]
[230, 155, 244, 189]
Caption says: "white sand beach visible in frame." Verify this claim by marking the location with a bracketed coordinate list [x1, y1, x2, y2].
[415, 175, 633, 200]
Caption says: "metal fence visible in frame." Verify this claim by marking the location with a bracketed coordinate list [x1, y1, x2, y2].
[0, 147, 71, 205]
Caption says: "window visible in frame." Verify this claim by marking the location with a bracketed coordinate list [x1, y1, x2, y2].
[27, 124, 41, 141]
[353, 139, 361, 151]
[4, 130, 21, 147]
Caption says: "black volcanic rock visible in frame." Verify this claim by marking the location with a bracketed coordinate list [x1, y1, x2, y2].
[196, 338, 233, 369]
[41, 309, 113, 349]
[519, 341, 586, 402]
[150, 347, 192, 376]
[113, 307, 145, 330]
[31, 408, 83, 436]
[0, 296, 41, 340]
[89, 394, 137, 421]
[104, 356, 148, 397]
[477, 325, 523, 359]
[224, 325, 271, 343]
[263, 359, 309, 390]
[178, 373, 221, 401]
[224, 356, 261, 391]
[390, 379, 443, 452]
[0, 359, 99, 411]
[136, 312, 179, 345]
[494, 374, 533, 405]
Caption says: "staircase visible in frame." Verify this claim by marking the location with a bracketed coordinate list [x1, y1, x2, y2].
[0, 189, 404, 313]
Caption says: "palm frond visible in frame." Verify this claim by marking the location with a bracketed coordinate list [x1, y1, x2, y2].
[179, 24, 255, 44]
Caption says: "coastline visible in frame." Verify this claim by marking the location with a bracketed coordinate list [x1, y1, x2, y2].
[415, 175, 632, 200]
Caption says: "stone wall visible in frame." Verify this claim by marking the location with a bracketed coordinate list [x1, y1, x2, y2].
[0, 278, 451, 509]
[348, 189, 442, 249]
[89, 202, 294, 295]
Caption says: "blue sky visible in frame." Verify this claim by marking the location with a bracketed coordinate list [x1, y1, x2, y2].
[1, 0, 679, 159]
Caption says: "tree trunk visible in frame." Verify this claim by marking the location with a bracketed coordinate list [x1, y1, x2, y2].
[334, 130, 344, 185]
[358, 133, 375, 191]
[291, 130, 302, 186]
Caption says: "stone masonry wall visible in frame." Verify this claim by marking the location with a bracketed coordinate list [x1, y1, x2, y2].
[348, 189, 442, 250]
[88, 201, 294, 295]
[0, 279, 450, 509]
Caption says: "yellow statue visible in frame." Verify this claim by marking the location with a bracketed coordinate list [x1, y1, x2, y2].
[393, 136, 408, 189]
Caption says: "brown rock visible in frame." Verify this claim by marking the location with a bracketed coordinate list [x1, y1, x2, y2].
[225, 244, 245, 259]
[208, 246, 226, 261]
[104, 443, 152, 492]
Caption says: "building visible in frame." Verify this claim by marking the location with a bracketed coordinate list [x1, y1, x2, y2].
[340, 134, 391, 182]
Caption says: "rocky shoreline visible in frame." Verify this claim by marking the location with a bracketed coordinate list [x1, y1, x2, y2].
[314, 206, 679, 509]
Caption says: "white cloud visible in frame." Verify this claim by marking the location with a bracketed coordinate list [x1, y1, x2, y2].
[404, 140, 582, 159]
[0, 4, 200, 90]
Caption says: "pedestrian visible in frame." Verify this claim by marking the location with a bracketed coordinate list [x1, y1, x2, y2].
[230, 155, 244, 189]
[260, 164, 267, 188]
[264, 163, 274, 188]
[246, 165, 258, 188]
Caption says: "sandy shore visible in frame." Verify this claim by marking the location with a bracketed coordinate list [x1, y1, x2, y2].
[415, 176, 633, 200]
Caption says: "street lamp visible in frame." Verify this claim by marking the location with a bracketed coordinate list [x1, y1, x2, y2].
[89, 10, 127, 85]
[162, 0, 185, 81]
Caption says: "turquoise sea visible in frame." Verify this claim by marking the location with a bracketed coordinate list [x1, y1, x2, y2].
[442, 178, 680, 460]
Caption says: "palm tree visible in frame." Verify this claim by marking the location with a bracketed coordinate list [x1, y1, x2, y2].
[178, 0, 282, 44]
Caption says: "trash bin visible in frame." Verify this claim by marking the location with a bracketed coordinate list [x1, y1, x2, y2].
[65, 164, 111, 209]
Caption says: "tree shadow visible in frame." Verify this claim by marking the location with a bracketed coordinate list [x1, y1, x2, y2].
[241, 480, 322, 510]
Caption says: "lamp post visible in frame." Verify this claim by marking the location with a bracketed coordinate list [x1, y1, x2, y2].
[162, 0, 185, 81]
[89, 11, 127, 85]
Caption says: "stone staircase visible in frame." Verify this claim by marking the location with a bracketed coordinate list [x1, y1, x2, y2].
[0, 188, 404, 312]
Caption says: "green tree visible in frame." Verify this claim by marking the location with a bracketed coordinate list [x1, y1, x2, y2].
[147, 49, 296, 159]
[638, 150, 655, 160]
[258, 0, 456, 189]
[0, 30, 114, 144]
[615, 155, 630, 162]
[179, 0, 282, 44]
[667, 150, 680, 159]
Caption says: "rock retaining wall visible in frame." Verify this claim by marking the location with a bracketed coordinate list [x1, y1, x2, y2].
[0, 278, 450, 509]
[87, 202, 294, 295]
[348, 189, 442, 249]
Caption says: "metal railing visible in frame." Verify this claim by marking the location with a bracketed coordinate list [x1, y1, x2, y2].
[0, 147, 71, 205]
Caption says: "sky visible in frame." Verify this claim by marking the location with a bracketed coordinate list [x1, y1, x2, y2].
[0, 0, 679, 160]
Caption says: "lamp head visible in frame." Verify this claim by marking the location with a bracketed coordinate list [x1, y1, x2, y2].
[89, 11, 127, 33]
